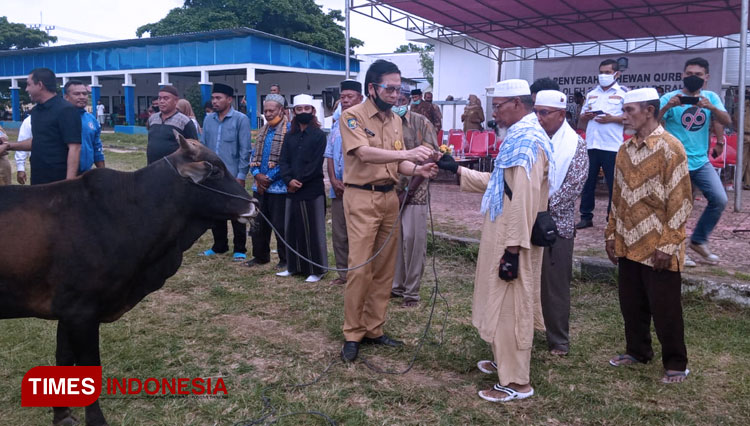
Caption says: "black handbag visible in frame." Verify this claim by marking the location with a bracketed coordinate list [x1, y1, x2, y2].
[503, 181, 558, 247]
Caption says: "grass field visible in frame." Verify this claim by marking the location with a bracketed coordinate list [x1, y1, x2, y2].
[1, 139, 749, 425]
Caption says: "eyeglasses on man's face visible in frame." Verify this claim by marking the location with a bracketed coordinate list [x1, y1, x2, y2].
[532, 108, 563, 117]
[373, 83, 401, 94]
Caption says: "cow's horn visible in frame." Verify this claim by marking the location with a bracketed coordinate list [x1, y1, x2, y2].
[175, 130, 198, 158]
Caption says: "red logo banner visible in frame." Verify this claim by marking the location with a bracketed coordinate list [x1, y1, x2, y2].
[21, 366, 102, 407]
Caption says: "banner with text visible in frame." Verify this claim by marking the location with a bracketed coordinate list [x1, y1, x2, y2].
[533, 49, 723, 102]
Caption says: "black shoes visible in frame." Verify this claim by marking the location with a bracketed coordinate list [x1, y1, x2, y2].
[341, 341, 360, 362]
[575, 219, 593, 229]
[242, 258, 269, 268]
[361, 334, 404, 347]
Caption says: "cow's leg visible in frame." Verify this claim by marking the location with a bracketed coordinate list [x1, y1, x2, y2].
[64, 319, 109, 426]
[53, 321, 79, 426]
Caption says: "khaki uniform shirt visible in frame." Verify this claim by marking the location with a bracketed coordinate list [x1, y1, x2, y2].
[339, 98, 403, 186]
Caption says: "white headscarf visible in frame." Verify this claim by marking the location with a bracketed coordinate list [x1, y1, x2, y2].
[548, 120, 578, 197]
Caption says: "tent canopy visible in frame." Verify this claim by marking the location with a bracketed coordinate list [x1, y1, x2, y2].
[381, 0, 745, 48]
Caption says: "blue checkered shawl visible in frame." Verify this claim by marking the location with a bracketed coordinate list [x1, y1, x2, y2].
[480, 113, 556, 222]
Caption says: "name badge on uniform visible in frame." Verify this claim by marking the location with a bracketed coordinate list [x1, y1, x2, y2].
[394, 140, 403, 150]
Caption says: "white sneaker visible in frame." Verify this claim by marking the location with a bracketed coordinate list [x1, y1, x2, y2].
[684, 255, 697, 268]
[276, 270, 291, 277]
[689, 242, 719, 263]
[305, 274, 322, 282]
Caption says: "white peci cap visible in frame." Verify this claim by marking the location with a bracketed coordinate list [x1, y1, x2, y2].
[623, 88, 659, 104]
[292, 94, 314, 107]
[492, 79, 531, 98]
[535, 90, 567, 109]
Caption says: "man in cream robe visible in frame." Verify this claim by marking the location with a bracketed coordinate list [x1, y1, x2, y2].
[437, 79, 553, 402]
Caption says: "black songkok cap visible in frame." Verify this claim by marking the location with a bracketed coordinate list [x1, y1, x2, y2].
[340, 79, 362, 93]
[212, 83, 234, 97]
[410, 89, 422, 96]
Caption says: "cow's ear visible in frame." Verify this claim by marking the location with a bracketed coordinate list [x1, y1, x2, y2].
[176, 161, 215, 183]
[174, 130, 199, 159]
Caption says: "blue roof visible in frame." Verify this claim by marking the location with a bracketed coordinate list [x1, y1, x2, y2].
[0, 27, 359, 77]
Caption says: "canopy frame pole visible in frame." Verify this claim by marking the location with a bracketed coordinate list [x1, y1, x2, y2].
[345, 0, 351, 79]
[736, 0, 747, 212]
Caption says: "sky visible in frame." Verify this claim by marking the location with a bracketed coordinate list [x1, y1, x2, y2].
[2, 0, 413, 54]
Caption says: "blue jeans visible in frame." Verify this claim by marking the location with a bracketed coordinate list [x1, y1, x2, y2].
[689, 162, 727, 245]
[579, 149, 617, 222]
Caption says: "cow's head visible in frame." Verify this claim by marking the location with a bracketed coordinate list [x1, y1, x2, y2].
[170, 131, 259, 224]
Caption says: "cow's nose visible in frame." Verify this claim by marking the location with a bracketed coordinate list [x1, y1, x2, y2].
[237, 201, 258, 224]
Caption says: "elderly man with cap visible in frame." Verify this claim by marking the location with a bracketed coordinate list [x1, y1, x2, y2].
[533, 90, 588, 356]
[325, 80, 363, 285]
[437, 79, 554, 402]
[339, 59, 437, 362]
[605, 88, 692, 384]
[146, 85, 199, 164]
[199, 83, 252, 260]
[245, 93, 290, 269]
[390, 88, 439, 308]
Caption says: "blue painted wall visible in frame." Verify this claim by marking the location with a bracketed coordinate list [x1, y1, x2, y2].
[0, 32, 359, 77]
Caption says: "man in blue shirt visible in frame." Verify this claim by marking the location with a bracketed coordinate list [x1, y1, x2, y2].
[325, 80, 363, 285]
[659, 57, 731, 266]
[64, 81, 105, 173]
[200, 83, 252, 261]
[244, 93, 289, 269]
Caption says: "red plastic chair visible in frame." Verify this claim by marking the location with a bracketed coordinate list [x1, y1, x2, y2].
[448, 132, 464, 154]
[466, 129, 480, 145]
[467, 132, 489, 157]
[709, 134, 738, 185]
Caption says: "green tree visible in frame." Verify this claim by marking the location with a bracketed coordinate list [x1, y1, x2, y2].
[136, 0, 363, 53]
[0, 16, 57, 50]
[393, 43, 434, 87]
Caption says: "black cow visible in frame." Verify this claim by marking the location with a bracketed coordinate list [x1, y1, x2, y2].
[0, 135, 258, 426]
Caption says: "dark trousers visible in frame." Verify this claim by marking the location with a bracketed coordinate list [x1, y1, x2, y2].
[251, 191, 287, 264]
[210, 219, 247, 254]
[540, 236, 574, 352]
[579, 149, 617, 222]
[617, 257, 688, 371]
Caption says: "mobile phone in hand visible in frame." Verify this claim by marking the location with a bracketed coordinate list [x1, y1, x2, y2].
[680, 96, 700, 105]
[588, 110, 605, 115]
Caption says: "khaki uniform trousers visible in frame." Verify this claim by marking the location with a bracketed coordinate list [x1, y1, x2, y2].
[391, 204, 428, 302]
[0, 156, 11, 186]
[342, 187, 400, 341]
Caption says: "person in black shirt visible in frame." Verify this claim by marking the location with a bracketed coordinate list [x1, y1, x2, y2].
[277, 95, 328, 282]
[0, 68, 81, 185]
[146, 86, 198, 164]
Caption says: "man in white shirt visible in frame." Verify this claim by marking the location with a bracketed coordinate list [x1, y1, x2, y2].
[576, 59, 627, 229]
[14, 116, 32, 184]
[96, 101, 106, 127]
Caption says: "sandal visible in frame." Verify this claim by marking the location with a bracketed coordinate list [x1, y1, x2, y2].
[401, 300, 419, 308]
[661, 368, 690, 384]
[609, 354, 641, 367]
[476, 360, 497, 374]
[478, 383, 534, 402]
[330, 278, 347, 285]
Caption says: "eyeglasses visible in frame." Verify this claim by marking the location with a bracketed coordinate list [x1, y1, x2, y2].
[374, 83, 402, 94]
[491, 99, 514, 111]
[532, 108, 563, 117]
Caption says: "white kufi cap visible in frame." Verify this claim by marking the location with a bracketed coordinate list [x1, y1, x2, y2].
[292, 94, 314, 107]
[492, 79, 530, 98]
[623, 88, 659, 104]
[535, 90, 567, 109]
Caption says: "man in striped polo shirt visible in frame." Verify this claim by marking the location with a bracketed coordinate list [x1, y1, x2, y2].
[605, 87, 692, 384]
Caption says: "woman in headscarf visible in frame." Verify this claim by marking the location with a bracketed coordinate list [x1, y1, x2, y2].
[176, 98, 201, 135]
[276, 95, 329, 282]
[461, 94, 485, 132]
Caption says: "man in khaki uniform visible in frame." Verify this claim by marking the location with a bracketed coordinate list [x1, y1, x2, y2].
[339, 60, 437, 362]
[437, 79, 554, 402]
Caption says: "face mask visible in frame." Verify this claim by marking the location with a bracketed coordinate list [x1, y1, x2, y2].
[598, 73, 615, 87]
[392, 105, 407, 117]
[268, 115, 282, 127]
[332, 103, 342, 122]
[411, 100, 421, 105]
[296, 112, 314, 124]
[683, 75, 705, 93]
[371, 90, 394, 112]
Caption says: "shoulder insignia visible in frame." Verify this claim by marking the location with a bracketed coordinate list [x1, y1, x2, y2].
[89, 122, 96, 130]
[347, 118, 358, 129]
